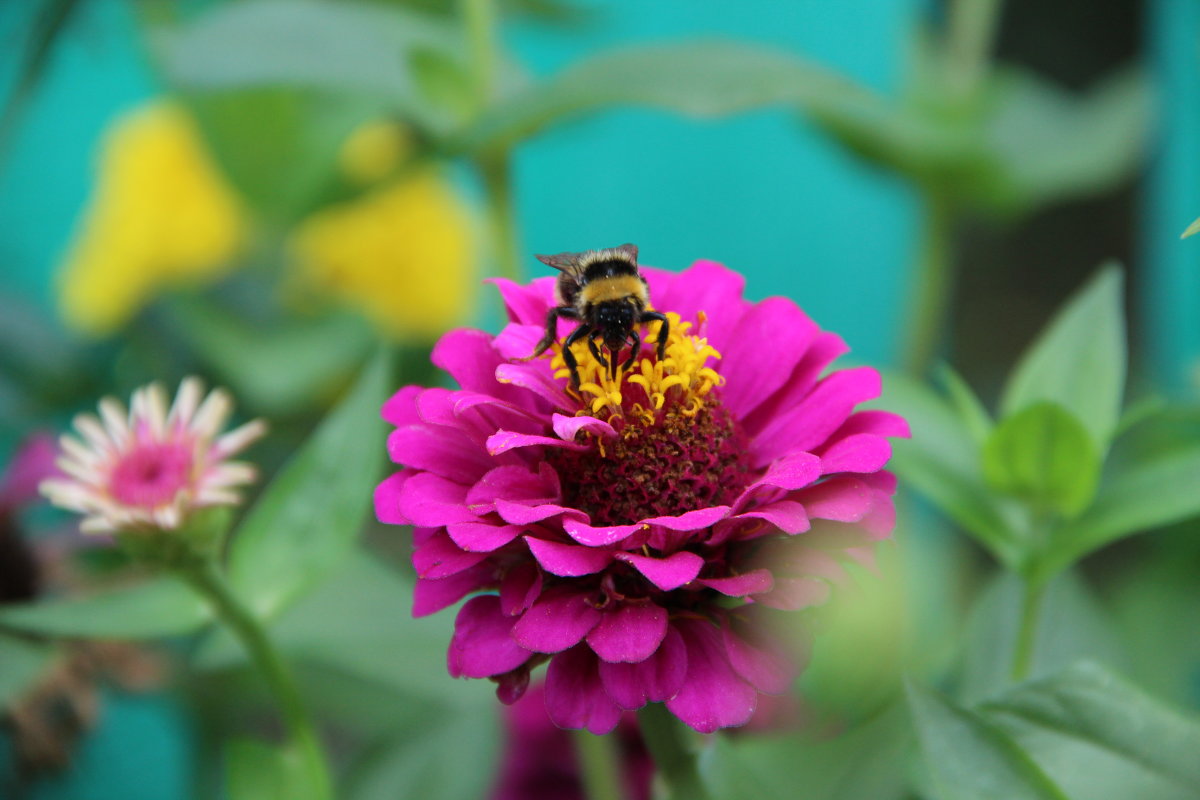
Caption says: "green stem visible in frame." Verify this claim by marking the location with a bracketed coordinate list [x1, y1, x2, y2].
[901, 189, 955, 376]
[946, 0, 1004, 99]
[574, 730, 625, 800]
[461, 0, 497, 111]
[637, 704, 711, 800]
[480, 151, 522, 282]
[1010, 577, 1046, 682]
[177, 561, 332, 800]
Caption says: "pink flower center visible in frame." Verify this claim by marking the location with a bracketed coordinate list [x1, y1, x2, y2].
[109, 441, 196, 507]
[550, 400, 750, 526]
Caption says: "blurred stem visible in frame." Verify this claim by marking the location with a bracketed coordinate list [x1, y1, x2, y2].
[637, 704, 711, 800]
[901, 190, 954, 376]
[461, 0, 522, 282]
[480, 151, 522, 282]
[177, 560, 332, 800]
[1010, 577, 1046, 682]
[574, 731, 625, 800]
[945, 0, 1003, 99]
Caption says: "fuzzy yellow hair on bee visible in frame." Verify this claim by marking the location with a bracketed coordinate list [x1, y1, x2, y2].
[521, 244, 668, 388]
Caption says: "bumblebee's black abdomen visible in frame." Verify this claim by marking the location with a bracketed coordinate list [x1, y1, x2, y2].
[583, 258, 639, 284]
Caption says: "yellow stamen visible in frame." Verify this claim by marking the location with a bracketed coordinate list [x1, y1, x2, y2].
[547, 312, 723, 425]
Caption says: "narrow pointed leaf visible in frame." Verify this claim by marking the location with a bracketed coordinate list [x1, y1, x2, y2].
[228, 349, 390, 618]
[999, 266, 1125, 448]
[0, 577, 211, 638]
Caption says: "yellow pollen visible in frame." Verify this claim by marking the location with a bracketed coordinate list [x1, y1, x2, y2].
[549, 312, 723, 423]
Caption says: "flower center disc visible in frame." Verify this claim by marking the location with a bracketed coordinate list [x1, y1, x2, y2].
[547, 312, 751, 526]
[109, 441, 195, 507]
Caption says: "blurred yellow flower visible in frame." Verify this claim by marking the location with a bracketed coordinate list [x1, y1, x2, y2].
[288, 171, 476, 340]
[58, 102, 245, 335]
[338, 120, 413, 186]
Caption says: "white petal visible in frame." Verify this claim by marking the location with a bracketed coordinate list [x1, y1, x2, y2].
[73, 413, 114, 454]
[206, 461, 257, 487]
[170, 377, 204, 429]
[212, 419, 267, 460]
[98, 397, 131, 447]
[192, 389, 233, 440]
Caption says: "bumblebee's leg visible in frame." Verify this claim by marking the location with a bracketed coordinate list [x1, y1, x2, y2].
[623, 329, 641, 372]
[562, 323, 591, 388]
[520, 306, 578, 362]
[640, 311, 669, 361]
[586, 332, 608, 369]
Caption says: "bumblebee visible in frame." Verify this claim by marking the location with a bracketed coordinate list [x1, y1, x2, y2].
[523, 243, 669, 388]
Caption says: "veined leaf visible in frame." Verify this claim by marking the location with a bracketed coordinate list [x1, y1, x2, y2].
[982, 401, 1100, 517]
[906, 681, 1068, 800]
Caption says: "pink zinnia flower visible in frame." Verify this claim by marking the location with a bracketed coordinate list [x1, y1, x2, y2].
[40, 378, 266, 533]
[377, 260, 907, 733]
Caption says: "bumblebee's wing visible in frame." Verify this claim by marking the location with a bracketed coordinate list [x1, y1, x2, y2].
[535, 251, 583, 273]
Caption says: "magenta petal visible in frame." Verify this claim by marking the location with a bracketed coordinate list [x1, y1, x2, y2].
[496, 498, 585, 526]
[413, 531, 489, 579]
[598, 626, 688, 708]
[832, 410, 911, 440]
[666, 619, 757, 733]
[466, 464, 559, 515]
[751, 367, 882, 465]
[512, 587, 603, 653]
[552, 413, 617, 442]
[818, 433, 892, 475]
[495, 362, 574, 410]
[586, 602, 668, 663]
[432, 329, 519, 404]
[799, 477, 873, 523]
[448, 595, 531, 678]
[562, 518, 645, 546]
[722, 619, 794, 694]
[652, 261, 747, 350]
[412, 563, 495, 617]
[492, 323, 544, 362]
[525, 537, 613, 577]
[544, 645, 623, 734]
[397, 472, 475, 526]
[614, 551, 703, 591]
[733, 452, 821, 510]
[488, 276, 557, 325]
[734, 500, 810, 534]
[719, 297, 819, 420]
[642, 505, 732, 531]
[500, 562, 542, 616]
[388, 425, 493, 483]
[381, 385, 423, 426]
[697, 569, 774, 597]
[754, 577, 831, 610]
[447, 521, 523, 552]
[487, 429, 588, 456]
[374, 471, 412, 524]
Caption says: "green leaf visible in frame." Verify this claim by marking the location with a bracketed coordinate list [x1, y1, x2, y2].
[170, 299, 374, 417]
[0, 633, 54, 708]
[458, 41, 879, 152]
[346, 711, 500, 800]
[999, 265, 1126, 448]
[983, 662, 1200, 798]
[226, 738, 311, 800]
[156, 0, 464, 133]
[227, 350, 390, 618]
[1181, 216, 1200, 239]
[183, 86, 382, 224]
[1036, 442, 1200, 580]
[906, 681, 1068, 800]
[0, 577, 212, 639]
[983, 67, 1151, 214]
[936, 363, 993, 444]
[982, 402, 1100, 516]
[880, 373, 1020, 567]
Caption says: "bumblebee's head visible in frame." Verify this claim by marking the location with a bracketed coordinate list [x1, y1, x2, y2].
[596, 301, 635, 347]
